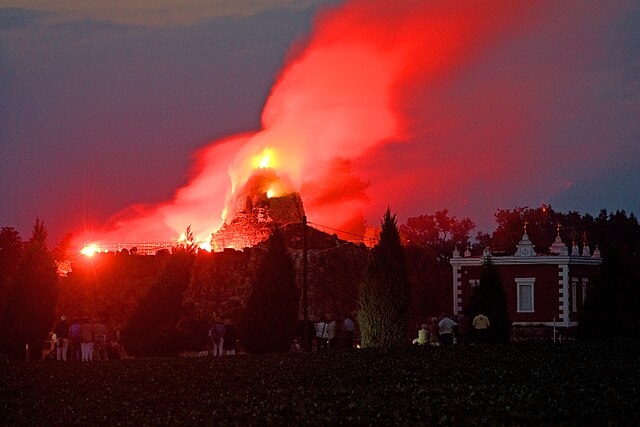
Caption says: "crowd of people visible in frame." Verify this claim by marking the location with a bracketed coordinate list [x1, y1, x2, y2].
[49, 311, 491, 361]
[311, 312, 357, 351]
[49, 315, 121, 361]
[412, 313, 491, 346]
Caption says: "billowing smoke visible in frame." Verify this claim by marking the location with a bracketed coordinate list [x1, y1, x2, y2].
[82, 0, 639, 248]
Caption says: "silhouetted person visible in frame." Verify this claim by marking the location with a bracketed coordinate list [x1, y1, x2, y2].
[54, 315, 70, 361]
[297, 319, 315, 352]
[79, 317, 93, 361]
[209, 318, 225, 357]
[438, 315, 457, 346]
[315, 316, 329, 351]
[91, 318, 108, 360]
[222, 320, 237, 355]
[69, 317, 81, 361]
[343, 312, 355, 350]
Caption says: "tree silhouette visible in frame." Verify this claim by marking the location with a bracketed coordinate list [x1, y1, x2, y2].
[240, 228, 299, 353]
[0, 227, 23, 334]
[358, 208, 410, 348]
[122, 241, 195, 357]
[579, 210, 640, 340]
[0, 220, 58, 359]
[399, 209, 475, 261]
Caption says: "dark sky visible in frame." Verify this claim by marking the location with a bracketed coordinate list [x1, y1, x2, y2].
[1, 0, 639, 247]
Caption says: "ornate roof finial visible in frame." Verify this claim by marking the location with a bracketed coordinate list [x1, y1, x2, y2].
[556, 222, 561, 237]
[523, 220, 528, 235]
[452, 246, 461, 258]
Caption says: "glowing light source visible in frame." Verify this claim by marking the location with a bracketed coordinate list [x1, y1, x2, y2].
[267, 189, 275, 198]
[80, 244, 100, 257]
[254, 148, 275, 169]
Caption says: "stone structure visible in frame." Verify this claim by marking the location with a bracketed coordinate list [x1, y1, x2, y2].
[210, 169, 304, 251]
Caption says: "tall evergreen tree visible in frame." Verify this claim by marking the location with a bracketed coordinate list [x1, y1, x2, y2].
[0, 227, 23, 334]
[358, 208, 410, 348]
[465, 257, 511, 343]
[241, 229, 299, 353]
[0, 220, 58, 359]
[122, 230, 196, 357]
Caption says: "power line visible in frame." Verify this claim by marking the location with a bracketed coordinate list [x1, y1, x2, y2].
[306, 220, 379, 243]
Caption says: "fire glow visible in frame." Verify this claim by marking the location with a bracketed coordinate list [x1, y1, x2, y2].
[74, 1, 553, 252]
[80, 244, 100, 257]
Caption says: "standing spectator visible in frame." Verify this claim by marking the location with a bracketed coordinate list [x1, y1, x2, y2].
[222, 320, 237, 356]
[343, 312, 355, 350]
[428, 317, 440, 346]
[297, 318, 315, 352]
[456, 314, 471, 345]
[79, 317, 93, 361]
[91, 318, 108, 360]
[438, 315, 457, 346]
[472, 313, 491, 344]
[54, 315, 70, 361]
[315, 316, 329, 351]
[328, 313, 344, 350]
[69, 317, 81, 361]
[209, 318, 225, 357]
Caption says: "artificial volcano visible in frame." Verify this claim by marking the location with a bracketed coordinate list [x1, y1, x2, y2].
[210, 168, 304, 251]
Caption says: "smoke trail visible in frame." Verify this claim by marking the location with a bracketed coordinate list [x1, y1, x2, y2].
[81, 0, 534, 246]
[85, 1, 635, 247]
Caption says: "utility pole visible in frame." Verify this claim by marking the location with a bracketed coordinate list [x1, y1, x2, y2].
[302, 215, 309, 351]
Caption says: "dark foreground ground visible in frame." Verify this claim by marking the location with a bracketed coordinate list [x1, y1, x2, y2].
[1, 341, 639, 426]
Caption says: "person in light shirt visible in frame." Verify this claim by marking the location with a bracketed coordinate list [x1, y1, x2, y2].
[315, 316, 329, 351]
[472, 313, 490, 344]
[438, 315, 457, 345]
[412, 324, 429, 346]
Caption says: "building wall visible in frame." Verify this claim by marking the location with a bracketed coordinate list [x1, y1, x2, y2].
[453, 258, 600, 327]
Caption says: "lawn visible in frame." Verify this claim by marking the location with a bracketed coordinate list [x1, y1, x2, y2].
[1, 341, 639, 425]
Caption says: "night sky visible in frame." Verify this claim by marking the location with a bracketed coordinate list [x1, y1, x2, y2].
[1, 0, 639, 247]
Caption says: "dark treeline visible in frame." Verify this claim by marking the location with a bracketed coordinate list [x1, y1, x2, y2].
[0, 206, 638, 359]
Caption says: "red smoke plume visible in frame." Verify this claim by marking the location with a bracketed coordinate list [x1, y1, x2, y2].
[80, 0, 631, 249]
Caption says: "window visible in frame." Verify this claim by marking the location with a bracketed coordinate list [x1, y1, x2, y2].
[582, 279, 588, 305]
[469, 279, 480, 288]
[515, 278, 535, 313]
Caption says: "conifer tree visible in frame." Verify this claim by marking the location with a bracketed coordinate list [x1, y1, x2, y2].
[122, 227, 196, 356]
[466, 257, 511, 343]
[358, 208, 410, 348]
[0, 220, 58, 359]
[0, 227, 23, 335]
[241, 229, 299, 353]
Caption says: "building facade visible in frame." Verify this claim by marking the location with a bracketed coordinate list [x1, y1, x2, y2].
[450, 231, 602, 328]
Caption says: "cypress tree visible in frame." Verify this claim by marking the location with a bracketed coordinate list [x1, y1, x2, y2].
[358, 208, 410, 348]
[466, 257, 511, 343]
[122, 228, 196, 356]
[241, 229, 299, 353]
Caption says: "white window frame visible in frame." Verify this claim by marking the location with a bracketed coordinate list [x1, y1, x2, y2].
[469, 279, 480, 288]
[571, 278, 578, 313]
[581, 278, 588, 305]
[515, 277, 535, 313]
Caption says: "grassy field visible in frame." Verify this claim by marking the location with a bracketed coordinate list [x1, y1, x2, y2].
[1, 341, 639, 425]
